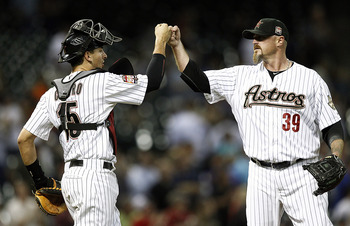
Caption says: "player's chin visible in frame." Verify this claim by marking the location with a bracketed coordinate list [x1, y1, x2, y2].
[253, 52, 262, 64]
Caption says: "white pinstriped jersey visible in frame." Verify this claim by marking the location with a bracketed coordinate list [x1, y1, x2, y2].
[204, 62, 341, 162]
[24, 71, 148, 163]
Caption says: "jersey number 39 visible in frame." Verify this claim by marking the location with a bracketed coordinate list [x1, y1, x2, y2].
[282, 113, 300, 132]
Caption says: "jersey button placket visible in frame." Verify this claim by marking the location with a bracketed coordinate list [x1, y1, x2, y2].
[272, 107, 279, 162]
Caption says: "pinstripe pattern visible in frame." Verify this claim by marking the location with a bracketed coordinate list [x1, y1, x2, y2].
[247, 159, 332, 226]
[204, 62, 341, 161]
[24, 70, 148, 225]
[204, 62, 340, 225]
[24, 71, 148, 161]
[62, 160, 120, 226]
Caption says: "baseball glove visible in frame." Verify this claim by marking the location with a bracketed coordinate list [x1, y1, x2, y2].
[34, 178, 67, 216]
[303, 154, 347, 196]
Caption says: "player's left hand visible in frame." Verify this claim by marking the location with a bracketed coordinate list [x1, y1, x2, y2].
[167, 25, 181, 48]
[303, 154, 347, 196]
[34, 177, 67, 216]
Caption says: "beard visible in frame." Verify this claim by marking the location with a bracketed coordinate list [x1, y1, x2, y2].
[253, 50, 262, 64]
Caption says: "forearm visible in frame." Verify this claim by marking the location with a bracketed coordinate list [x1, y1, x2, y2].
[146, 54, 166, 93]
[331, 139, 344, 158]
[18, 128, 51, 189]
[153, 37, 167, 56]
[321, 121, 345, 157]
[17, 129, 38, 165]
[171, 41, 190, 72]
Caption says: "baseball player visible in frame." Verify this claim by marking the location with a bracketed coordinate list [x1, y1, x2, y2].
[17, 19, 171, 226]
[167, 18, 345, 225]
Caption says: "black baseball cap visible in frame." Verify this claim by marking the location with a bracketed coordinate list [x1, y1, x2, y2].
[242, 18, 289, 41]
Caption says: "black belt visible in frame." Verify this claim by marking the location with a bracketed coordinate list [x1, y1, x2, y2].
[59, 120, 110, 134]
[69, 159, 113, 170]
[251, 158, 304, 170]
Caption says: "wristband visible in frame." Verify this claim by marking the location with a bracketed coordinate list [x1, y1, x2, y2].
[26, 159, 49, 189]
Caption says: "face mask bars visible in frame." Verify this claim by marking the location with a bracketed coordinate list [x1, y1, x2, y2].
[70, 19, 122, 45]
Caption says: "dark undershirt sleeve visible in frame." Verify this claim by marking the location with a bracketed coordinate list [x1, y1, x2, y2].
[180, 59, 211, 94]
[146, 54, 166, 93]
[321, 121, 344, 148]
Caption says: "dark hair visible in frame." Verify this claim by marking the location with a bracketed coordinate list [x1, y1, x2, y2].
[69, 46, 98, 68]
[69, 56, 84, 67]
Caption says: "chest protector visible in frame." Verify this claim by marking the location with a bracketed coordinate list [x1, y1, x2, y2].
[51, 69, 117, 154]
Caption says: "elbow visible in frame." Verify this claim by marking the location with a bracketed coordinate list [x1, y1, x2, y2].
[17, 133, 25, 147]
[17, 129, 34, 147]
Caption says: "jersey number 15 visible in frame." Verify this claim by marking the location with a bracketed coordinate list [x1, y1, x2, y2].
[57, 102, 82, 141]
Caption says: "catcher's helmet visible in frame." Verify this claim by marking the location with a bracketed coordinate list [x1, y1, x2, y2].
[58, 19, 122, 63]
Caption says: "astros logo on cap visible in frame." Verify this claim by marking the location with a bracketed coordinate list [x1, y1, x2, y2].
[275, 26, 282, 35]
[255, 20, 263, 28]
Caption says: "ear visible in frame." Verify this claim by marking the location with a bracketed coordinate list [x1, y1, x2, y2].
[276, 36, 285, 46]
[84, 51, 92, 62]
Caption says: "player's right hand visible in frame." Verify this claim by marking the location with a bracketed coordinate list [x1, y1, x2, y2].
[155, 23, 171, 43]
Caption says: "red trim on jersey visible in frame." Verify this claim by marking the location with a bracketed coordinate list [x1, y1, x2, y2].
[107, 110, 118, 155]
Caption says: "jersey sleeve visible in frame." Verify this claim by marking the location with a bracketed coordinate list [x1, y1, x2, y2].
[105, 72, 148, 105]
[203, 67, 237, 104]
[23, 91, 54, 141]
[314, 74, 341, 130]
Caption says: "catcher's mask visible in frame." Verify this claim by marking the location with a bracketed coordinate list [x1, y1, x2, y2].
[58, 19, 122, 63]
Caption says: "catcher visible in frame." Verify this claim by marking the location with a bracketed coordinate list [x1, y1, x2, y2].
[17, 19, 171, 225]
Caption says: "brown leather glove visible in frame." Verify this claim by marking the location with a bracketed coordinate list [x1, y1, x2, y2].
[34, 178, 67, 216]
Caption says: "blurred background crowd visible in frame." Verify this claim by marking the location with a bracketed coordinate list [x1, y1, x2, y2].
[1, 0, 350, 225]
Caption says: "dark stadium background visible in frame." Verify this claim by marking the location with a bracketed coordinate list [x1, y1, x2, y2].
[0, 0, 349, 225]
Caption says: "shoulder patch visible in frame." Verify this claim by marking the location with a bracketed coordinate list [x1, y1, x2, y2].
[328, 95, 336, 110]
[122, 75, 138, 84]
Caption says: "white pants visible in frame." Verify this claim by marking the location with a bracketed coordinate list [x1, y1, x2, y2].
[246, 158, 333, 226]
[61, 159, 121, 226]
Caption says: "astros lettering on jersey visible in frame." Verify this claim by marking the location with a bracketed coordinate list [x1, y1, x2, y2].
[203, 61, 341, 162]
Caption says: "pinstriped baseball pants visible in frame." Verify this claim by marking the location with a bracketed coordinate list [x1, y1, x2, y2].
[246, 158, 333, 226]
[61, 159, 121, 226]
